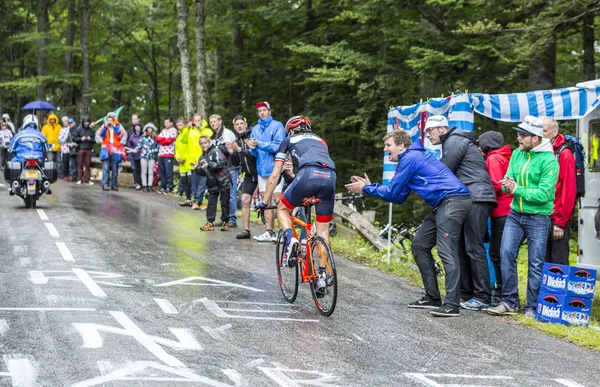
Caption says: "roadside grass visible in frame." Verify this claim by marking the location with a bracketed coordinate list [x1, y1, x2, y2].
[331, 232, 600, 351]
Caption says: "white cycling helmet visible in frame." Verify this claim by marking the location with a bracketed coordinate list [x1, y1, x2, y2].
[21, 114, 39, 131]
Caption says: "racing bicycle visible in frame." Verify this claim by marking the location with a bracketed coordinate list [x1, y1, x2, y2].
[259, 198, 337, 316]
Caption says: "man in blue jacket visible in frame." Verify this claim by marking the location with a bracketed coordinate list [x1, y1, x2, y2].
[247, 101, 286, 242]
[346, 130, 472, 317]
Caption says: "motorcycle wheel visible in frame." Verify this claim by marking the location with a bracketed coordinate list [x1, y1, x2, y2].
[25, 196, 37, 209]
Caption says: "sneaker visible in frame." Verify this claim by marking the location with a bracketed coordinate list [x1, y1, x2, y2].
[199, 204, 208, 210]
[407, 295, 442, 309]
[179, 200, 193, 207]
[490, 295, 502, 307]
[254, 230, 276, 243]
[76, 180, 82, 185]
[228, 221, 237, 228]
[221, 223, 229, 231]
[87, 181, 95, 186]
[269, 230, 278, 242]
[192, 202, 200, 210]
[102, 186, 110, 191]
[430, 305, 460, 317]
[200, 223, 214, 231]
[524, 310, 535, 319]
[236, 230, 251, 239]
[214, 220, 224, 227]
[111, 186, 119, 191]
[285, 237, 299, 260]
[485, 302, 518, 316]
[460, 298, 490, 311]
[135, 184, 142, 190]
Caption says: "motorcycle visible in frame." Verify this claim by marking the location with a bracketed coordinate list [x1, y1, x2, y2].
[5, 158, 56, 208]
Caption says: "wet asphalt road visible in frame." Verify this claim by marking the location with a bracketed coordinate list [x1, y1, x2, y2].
[0, 179, 598, 387]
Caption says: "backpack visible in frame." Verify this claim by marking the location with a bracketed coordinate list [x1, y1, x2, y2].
[557, 134, 585, 199]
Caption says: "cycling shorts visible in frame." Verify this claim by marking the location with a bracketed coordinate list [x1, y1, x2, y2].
[280, 167, 336, 223]
[242, 176, 258, 196]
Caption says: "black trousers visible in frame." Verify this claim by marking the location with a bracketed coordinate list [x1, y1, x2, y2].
[489, 216, 507, 291]
[411, 196, 472, 308]
[545, 221, 571, 265]
[459, 202, 494, 304]
[206, 188, 230, 223]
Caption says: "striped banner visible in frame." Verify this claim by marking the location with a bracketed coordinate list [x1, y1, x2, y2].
[383, 93, 473, 184]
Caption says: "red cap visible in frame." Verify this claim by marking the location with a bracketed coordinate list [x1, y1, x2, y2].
[255, 101, 271, 110]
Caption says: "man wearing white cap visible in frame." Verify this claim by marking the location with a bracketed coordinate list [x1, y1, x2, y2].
[486, 115, 559, 318]
[2, 114, 15, 134]
[425, 115, 497, 311]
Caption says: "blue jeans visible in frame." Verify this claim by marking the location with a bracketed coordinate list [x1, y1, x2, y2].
[229, 168, 240, 222]
[500, 210, 551, 312]
[191, 171, 206, 204]
[101, 154, 119, 188]
[158, 157, 174, 190]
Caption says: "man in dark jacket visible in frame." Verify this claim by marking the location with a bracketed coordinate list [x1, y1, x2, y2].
[425, 115, 497, 311]
[196, 136, 231, 232]
[75, 117, 96, 185]
[346, 130, 472, 317]
[227, 115, 258, 239]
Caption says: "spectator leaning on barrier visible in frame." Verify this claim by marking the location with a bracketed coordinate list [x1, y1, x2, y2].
[486, 115, 559, 318]
[478, 131, 513, 305]
[248, 102, 286, 242]
[127, 121, 144, 190]
[209, 114, 238, 227]
[97, 115, 126, 191]
[227, 115, 258, 239]
[156, 117, 178, 194]
[543, 118, 577, 266]
[346, 130, 472, 317]
[425, 116, 497, 311]
[75, 116, 95, 186]
[41, 113, 62, 165]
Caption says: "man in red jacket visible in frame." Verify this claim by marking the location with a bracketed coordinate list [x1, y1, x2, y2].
[478, 131, 513, 305]
[543, 118, 576, 265]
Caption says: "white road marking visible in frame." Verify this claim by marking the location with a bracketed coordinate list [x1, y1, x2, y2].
[198, 298, 319, 322]
[555, 379, 587, 387]
[201, 324, 232, 341]
[55, 242, 75, 261]
[45, 223, 60, 237]
[73, 268, 107, 298]
[220, 308, 292, 314]
[155, 276, 264, 292]
[212, 300, 294, 306]
[36, 209, 49, 220]
[154, 298, 178, 314]
[19, 258, 31, 267]
[403, 373, 513, 387]
[73, 311, 202, 368]
[0, 183, 5, 188]
[0, 320, 9, 336]
[258, 364, 341, 387]
[0, 307, 96, 311]
[244, 358, 265, 369]
[0, 356, 38, 387]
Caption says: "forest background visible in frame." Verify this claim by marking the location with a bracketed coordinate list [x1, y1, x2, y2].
[0, 0, 598, 225]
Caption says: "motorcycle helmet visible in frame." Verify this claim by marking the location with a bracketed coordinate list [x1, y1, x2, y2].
[22, 114, 39, 131]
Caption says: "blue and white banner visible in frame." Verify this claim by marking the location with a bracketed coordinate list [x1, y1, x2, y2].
[383, 93, 473, 184]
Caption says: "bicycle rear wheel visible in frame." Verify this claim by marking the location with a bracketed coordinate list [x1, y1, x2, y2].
[275, 230, 299, 303]
[309, 236, 337, 316]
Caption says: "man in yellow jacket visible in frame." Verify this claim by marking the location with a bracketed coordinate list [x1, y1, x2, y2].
[175, 118, 193, 206]
[189, 113, 213, 210]
[41, 113, 63, 169]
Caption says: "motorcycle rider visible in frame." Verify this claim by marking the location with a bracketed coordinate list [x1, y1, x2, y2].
[6, 115, 52, 195]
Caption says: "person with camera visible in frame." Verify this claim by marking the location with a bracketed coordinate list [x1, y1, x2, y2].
[97, 115, 126, 191]
[195, 136, 231, 232]
[189, 114, 213, 209]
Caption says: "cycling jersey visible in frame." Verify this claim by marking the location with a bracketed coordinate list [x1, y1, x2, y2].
[275, 132, 335, 171]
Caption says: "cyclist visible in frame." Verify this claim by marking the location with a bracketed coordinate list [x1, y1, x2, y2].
[256, 116, 336, 275]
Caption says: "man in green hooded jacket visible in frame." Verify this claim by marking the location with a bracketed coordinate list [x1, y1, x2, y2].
[486, 115, 559, 318]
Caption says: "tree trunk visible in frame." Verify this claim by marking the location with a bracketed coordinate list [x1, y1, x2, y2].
[63, 0, 76, 113]
[229, 0, 244, 117]
[195, 0, 208, 117]
[176, 0, 194, 119]
[36, 0, 50, 101]
[303, 0, 313, 112]
[583, 12, 596, 81]
[80, 0, 91, 117]
[528, 37, 556, 91]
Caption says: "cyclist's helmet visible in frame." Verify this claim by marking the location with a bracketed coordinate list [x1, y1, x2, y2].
[285, 115, 311, 134]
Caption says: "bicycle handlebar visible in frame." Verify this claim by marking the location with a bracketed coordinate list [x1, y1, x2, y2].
[256, 206, 277, 226]
[335, 194, 364, 201]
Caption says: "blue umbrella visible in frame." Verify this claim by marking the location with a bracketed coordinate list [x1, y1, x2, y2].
[21, 100, 56, 111]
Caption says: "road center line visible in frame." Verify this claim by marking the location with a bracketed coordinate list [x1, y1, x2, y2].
[154, 298, 179, 314]
[0, 183, 5, 188]
[0, 320, 9, 336]
[0, 307, 96, 311]
[73, 269, 107, 298]
[45, 223, 60, 237]
[56, 242, 75, 261]
[555, 379, 586, 387]
[36, 209, 49, 221]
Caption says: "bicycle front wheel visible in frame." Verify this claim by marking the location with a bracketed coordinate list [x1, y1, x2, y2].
[275, 230, 299, 303]
[309, 236, 337, 316]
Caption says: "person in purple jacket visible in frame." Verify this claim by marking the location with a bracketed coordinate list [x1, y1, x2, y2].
[346, 130, 472, 317]
[127, 122, 144, 190]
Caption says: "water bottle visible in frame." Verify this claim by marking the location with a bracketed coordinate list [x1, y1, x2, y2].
[300, 239, 307, 257]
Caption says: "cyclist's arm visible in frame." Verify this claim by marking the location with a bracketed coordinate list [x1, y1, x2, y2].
[261, 160, 284, 204]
